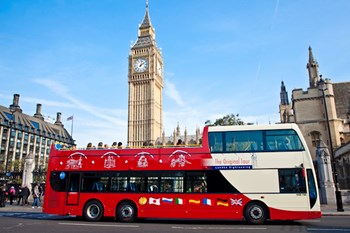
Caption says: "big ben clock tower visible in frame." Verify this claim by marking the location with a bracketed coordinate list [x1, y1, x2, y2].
[127, 2, 163, 147]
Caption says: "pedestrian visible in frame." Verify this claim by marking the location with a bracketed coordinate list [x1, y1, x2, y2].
[9, 186, 16, 205]
[17, 186, 23, 205]
[38, 183, 43, 204]
[0, 184, 5, 207]
[21, 185, 30, 205]
[118, 142, 123, 148]
[176, 139, 183, 146]
[32, 184, 40, 208]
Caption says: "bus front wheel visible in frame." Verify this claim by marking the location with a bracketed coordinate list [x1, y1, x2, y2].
[83, 200, 104, 221]
[244, 202, 267, 224]
[117, 201, 137, 222]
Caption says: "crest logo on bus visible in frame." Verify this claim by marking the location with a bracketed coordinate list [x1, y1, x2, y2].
[169, 150, 192, 168]
[66, 152, 87, 169]
[135, 151, 154, 168]
[101, 152, 120, 169]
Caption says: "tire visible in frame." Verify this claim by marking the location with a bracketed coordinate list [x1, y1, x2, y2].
[244, 202, 267, 224]
[117, 201, 137, 222]
[83, 200, 103, 221]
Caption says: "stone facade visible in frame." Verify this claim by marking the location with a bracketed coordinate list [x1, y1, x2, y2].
[155, 123, 202, 147]
[127, 3, 163, 147]
[0, 94, 74, 178]
[279, 47, 350, 189]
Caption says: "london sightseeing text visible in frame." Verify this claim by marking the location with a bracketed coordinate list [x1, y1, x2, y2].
[43, 124, 321, 224]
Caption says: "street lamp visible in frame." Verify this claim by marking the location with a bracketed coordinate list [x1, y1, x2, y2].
[4, 108, 15, 183]
[318, 77, 344, 212]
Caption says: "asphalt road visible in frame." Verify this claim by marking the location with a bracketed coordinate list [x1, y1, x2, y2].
[0, 213, 350, 233]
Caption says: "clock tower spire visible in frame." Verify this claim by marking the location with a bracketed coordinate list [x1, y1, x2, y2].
[127, 1, 163, 147]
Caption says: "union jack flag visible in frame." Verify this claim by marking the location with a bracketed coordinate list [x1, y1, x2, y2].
[230, 198, 242, 206]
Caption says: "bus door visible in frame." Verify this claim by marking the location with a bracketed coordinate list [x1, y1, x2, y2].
[66, 172, 81, 205]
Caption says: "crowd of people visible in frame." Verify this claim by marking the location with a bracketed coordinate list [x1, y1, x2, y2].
[0, 183, 44, 208]
[86, 141, 123, 149]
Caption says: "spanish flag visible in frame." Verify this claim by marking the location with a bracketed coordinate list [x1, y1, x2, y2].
[189, 199, 200, 204]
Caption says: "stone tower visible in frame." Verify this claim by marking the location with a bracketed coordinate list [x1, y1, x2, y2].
[307, 46, 320, 88]
[279, 81, 293, 123]
[127, 2, 163, 147]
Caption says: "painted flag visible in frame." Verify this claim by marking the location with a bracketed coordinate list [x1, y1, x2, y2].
[149, 197, 160, 205]
[203, 198, 212, 206]
[67, 115, 73, 121]
[230, 198, 243, 206]
[162, 197, 173, 203]
[174, 198, 183, 205]
[217, 198, 229, 206]
[189, 199, 200, 204]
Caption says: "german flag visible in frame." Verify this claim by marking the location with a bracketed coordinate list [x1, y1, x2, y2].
[216, 198, 229, 206]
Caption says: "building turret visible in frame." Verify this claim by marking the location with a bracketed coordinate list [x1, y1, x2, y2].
[280, 81, 289, 105]
[307, 46, 320, 88]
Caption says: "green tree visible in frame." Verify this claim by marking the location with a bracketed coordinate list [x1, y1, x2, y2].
[205, 114, 245, 126]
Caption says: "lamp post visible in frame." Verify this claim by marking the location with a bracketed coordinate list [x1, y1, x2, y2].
[4, 108, 15, 183]
[318, 77, 344, 212]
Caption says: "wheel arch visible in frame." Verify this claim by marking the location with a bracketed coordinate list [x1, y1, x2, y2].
[82, 198, 105, 221]
[243, 200, 270, 221]
[116, 199, 139, 222]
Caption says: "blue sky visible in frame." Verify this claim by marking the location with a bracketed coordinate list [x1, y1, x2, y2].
[1, 0, 350, 147]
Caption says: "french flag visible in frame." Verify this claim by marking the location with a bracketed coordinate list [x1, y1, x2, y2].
[203, 198, 212, 206]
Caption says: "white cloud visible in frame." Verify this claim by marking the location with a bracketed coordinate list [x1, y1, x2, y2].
[33, 78, 125, 126]
[164, 78, 184, 106]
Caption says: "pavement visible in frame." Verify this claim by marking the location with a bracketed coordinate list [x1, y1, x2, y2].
[0, 201, 349, 216]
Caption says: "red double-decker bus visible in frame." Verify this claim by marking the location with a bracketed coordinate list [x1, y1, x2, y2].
[43, 124, 321, 224]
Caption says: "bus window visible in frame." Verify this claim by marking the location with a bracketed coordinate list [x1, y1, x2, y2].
[50, 171, 67, 192]
[186, 172, 207, 193]
[209, 132, 223, 153]
[68, 173, 80, 192]
[225, 131, 263, 152]
[111, 175, 128, 192]
[307, 169, 317, 208]
[279, 169, 306, 193]
[265, 130, 304, 151]
[129, 176, 146, 192]
[160, 172, 184, 193]
[147, 177, 159, 192]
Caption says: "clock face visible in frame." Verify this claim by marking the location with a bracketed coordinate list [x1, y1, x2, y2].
[157, 60, 162, 75]
[134, 58, 148, 73]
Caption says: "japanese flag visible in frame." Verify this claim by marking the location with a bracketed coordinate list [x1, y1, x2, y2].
[149, 197, 160, 205]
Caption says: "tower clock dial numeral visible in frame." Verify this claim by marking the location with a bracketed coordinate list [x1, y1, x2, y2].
[134, 58, 149, 73]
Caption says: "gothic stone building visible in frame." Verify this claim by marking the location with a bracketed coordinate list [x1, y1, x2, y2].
[279, 47, 350, 189]
[127, 3, 163, 147]
[0, 94, 74, 178]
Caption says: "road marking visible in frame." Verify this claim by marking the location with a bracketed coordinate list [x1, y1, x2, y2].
[58, 222, 139, 228]
[308, 228, 350, 232]
[172, 226, 267, 230]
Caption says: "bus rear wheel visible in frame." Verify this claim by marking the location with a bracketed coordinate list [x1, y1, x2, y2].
[117, 201, 137, 222]
[244, 202, 267, 224]
[83, 200, 104, 221]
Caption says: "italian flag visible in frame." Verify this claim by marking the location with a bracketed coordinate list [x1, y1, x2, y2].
[175, 198, 183, 205]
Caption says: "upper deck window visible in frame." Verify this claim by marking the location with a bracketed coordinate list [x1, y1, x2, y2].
[209, 129, 304, 153]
